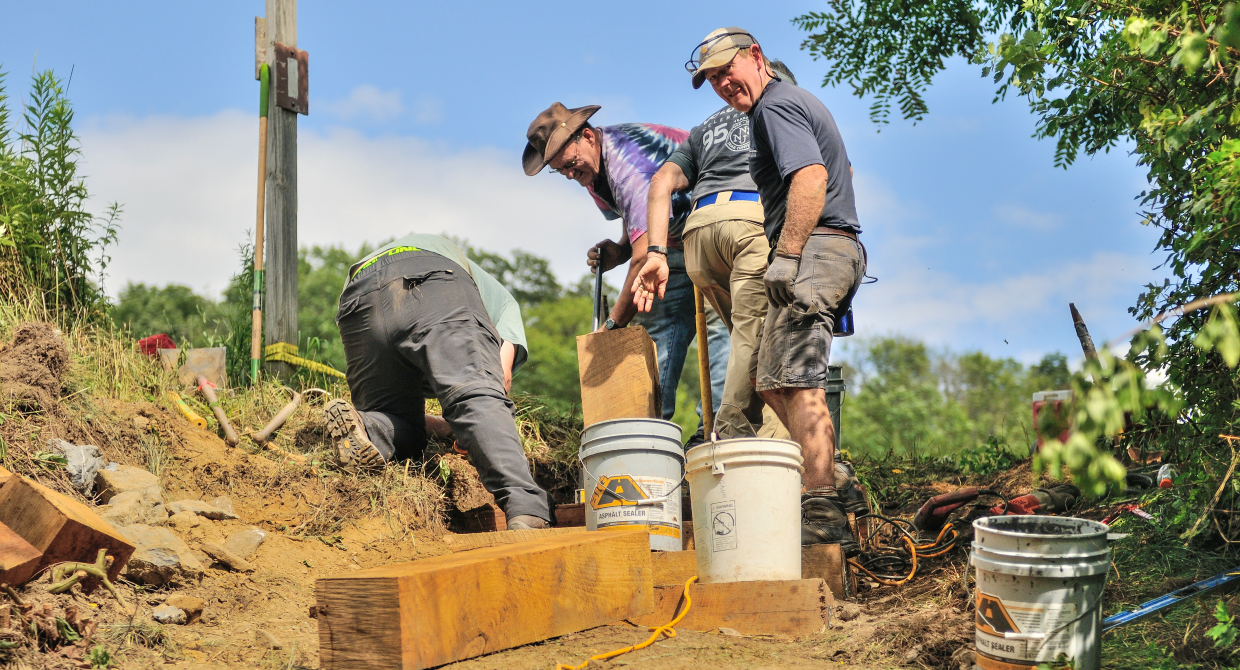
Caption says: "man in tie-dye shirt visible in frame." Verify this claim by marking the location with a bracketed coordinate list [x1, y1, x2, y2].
[523, 103, 729, 436]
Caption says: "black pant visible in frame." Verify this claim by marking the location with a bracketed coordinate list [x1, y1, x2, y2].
[336, 251, 552, 520]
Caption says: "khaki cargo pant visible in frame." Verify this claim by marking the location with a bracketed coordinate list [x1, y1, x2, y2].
[683, 196, 791, 439]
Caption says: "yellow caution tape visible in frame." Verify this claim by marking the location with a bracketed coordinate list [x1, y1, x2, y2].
[263, 342, 346, 379]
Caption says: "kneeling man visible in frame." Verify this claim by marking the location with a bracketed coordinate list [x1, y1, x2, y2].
[326, 234, 553, 530]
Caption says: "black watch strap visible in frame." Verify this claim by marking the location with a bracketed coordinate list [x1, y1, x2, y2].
[647, 245, 669, 256]
[604, 318, 620, 330]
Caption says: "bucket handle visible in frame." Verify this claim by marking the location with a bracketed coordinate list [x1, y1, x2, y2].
[577, 452, 686, 506]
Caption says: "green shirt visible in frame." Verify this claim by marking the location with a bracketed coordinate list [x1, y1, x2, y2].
[348, 235, 529, 372]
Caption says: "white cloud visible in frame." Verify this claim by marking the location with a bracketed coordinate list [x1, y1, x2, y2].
[993, 204, 1063, 231]
[80, 110, 608, 299]
[321, 85, 404, 122]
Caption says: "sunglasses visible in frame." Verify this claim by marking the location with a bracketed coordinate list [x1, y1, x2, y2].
[685, 31, 755, 73]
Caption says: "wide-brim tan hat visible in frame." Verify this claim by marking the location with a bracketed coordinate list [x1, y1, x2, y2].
[523, 102, 602, 176]
[688, 27, 757, 89]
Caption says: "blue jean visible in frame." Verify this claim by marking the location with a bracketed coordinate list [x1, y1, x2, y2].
[632, 250, 730, 428]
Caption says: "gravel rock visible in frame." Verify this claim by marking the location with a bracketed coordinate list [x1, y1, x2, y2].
[95, 465, 162, 505]
[119, 524, 204, 587]
[99, 491, 168, 527]
[164, 594, 204, 623]
[152, 604, 187, 625]
[47, 438, 105, 494]
[167, 499, 238, 520]
[211, 496, 235, 515]
[167, 511, 202, 531]
[838, 604, 863, 622]
[224, 528, 267, 558]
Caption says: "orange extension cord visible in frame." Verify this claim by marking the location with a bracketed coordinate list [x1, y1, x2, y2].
[554, 576, 699, 670]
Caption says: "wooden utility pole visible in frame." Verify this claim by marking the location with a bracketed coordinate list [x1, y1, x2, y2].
[263, 0, 298, 378]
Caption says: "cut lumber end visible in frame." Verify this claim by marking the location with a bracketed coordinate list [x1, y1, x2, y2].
[317, 529, 653, 669]
[0, 476, 133, 582]
[0, 467, 12, 489]
[576, 327, 661, 427]
[802, 543, 850, 601]
[651, 550, 697, 586]
[632, 578, 829, 636]
[0, 521, 42, 587]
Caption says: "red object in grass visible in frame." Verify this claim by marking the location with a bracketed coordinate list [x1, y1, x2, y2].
[137, 333, 176, 357]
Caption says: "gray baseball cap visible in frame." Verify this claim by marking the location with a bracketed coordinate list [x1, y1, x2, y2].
[686, 27, 757, 89]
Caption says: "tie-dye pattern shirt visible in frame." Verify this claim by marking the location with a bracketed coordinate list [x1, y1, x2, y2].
[587, 124, 693, 248]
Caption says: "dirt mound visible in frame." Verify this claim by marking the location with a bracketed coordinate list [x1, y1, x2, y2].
[0, 322, 70, 411]
[439, 453, 495, 512]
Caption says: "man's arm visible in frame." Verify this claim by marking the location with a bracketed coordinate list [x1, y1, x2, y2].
[765, 164, 828, 307]
[633, 163, 690, 312]
[776, 164, 828, 257]
[598, 232, 648, 331]
[499, 340, 516, 393]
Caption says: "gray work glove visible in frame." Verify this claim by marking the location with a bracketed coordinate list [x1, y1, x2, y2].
[764, 253, 801, 308]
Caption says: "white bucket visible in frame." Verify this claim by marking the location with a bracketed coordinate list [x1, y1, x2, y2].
[580, 418, 685, 552]
[685, 438, 804, 583]
[971, 515, 1110, 670]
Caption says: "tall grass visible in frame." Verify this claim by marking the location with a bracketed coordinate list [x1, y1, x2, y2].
[0, 69, 121, 321]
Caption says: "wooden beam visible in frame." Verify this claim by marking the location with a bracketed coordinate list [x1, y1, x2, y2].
[0, 466, 12, 489]
[651, 550, 697, 586]
[441, 528, 582, 552]
[0, 477, 133, 583]
[631, 578, 829, 636]
[0, 521, 42, 587]
[576, 327, 661, 427]
[802, 543, 851, 600]
[263, 0, 298, 378]
[317, 529, 654, 669]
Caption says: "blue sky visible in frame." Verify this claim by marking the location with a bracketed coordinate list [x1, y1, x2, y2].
[2, 1, 1165, 365]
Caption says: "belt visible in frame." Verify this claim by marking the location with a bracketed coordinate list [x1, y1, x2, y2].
[349, 246, 423, 282]
[812, 226, 859, 241]
[693, 190, 760, 210]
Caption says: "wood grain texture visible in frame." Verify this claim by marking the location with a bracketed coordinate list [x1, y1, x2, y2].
[576, 326, 661, 427]
[442, 528, 582, 552]
[802, 543, 850, 600]
[554, 503, 585, 527]
[652, 550, 697, 586]
[0, 477, 133, 582]
[0, 521, 42, 586]
[263, 0, 298, 377]
[0, 466, 11, 489]
[450, 503, 505, 533]
[317, 529, 654, 669]
[631, 578, 829, 636]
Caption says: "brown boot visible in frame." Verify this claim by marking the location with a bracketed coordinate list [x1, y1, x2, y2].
[325, 399, 385, 472]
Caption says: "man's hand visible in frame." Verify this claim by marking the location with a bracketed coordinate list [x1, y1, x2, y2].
[764, 253, 800, 307]
[631, 253, 669, 313]
[587, 239, 629, 274]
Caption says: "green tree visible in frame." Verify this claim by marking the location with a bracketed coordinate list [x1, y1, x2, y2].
[111, 283, 220, 344]
[794, 0, 1240, 494]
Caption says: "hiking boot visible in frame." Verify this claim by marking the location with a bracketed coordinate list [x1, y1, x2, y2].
[324, 399, 385, 472]
[802, 495, 860, 556]
[835, 461, 871, 515]
[507, 515, 549, 531]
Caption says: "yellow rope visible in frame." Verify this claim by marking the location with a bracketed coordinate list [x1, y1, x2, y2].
[263, 342, 346, 378]
[554, 575, 699, 670]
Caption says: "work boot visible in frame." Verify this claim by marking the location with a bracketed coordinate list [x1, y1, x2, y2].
[325, 399, 385, 472]
[507, 515, 548, 531]
[802, 494, 859, 556]
[835, 461, 870, 515]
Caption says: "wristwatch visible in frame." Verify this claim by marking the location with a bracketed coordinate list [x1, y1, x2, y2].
[604, 318, 621, 330]
[646, 245, 669, 256]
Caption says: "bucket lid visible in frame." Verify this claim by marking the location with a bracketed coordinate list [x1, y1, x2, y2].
[685, 438, 804, 474]
[580, 418, 686, 462]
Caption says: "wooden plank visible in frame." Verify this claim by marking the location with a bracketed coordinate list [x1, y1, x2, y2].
[652, 550, 697, 586]
[682, 519, 694, 550]
[555, 502, 585, 527]
[317, 528, 654, 669]
[0, 466, 12, 489]
[450, 503, 505, 533]
[442, 528, 583, 552]
[802, 543, 850, 601]
[576, 327, 661, 427]
[0, 477, 133, 582]
[0, 520, 42, 586]
[631, 579, 829, 636]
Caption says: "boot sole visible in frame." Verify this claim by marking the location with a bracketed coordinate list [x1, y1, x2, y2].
[324, 399, 385, 472]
